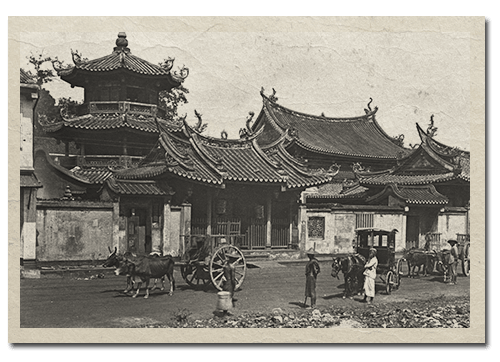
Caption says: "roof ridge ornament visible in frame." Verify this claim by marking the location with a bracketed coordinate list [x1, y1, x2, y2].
[427, 114, 438, 137]
[113, 32, 130, 53]
[160, 57, 175, 72]
[193, 110, 207, 133]
[364, 97, 373, 114]
[172, 65, 189, 82]
[71, 49, 84, 65]
[239, 111, 255, 139]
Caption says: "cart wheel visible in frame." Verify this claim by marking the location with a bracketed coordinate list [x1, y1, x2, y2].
[180, 263, 210, 287]
[209, 244, 247, 291]
[385, 270, 394, 295]
[462, 242, 470, 277]
[395, 259, 404, 289]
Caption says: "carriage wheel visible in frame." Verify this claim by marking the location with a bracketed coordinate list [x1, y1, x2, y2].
[395, 259, 404, 289]
[180, 264, 210, 287]
[209, 244, 247, 291]
[462, 242, 470, 277]
[385, 271, 394, 295]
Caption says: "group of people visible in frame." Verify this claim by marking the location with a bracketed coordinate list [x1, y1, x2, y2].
[303, 238, 460, 308]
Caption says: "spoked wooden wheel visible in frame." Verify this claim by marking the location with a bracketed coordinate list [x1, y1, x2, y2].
[180, 263, 211, 287]
[209, 244, 247, 291]
[462, 242, 470, 276]
[385, 270, 394, 295]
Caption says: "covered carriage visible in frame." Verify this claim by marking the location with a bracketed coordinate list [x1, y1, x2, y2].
[354, 228, 404, 294]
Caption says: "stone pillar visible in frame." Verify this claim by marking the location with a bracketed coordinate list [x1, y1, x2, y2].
[298, 204, 307, 257]
[162, 199, 172, 256]
[180, 203, 192, 255]
[207, 191, 212, 236]
[112, 199, 121, 253]
[266, 197, 272, 248]
[288, 198, 294, 248]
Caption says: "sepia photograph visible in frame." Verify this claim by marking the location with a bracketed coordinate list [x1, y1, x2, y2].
[9, 16, 485, 343]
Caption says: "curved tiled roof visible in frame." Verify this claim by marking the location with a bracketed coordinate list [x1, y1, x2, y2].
[107, 178, 171, 196]
[40, 113, 183, 134]
[367, 184, 449, 205]
[72, 168, 113, 184]
[117, 124, 337, 189]
[256, 93, 407, 159]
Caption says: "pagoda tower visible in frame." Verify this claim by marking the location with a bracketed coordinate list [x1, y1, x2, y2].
[36, 32, 188, 199]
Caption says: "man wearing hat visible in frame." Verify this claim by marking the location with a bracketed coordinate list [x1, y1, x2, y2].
[363, 248, 378, 304]
[222, 252, 239, 307]
[447, 239, 459, 285]
[304, 248, 321, 309]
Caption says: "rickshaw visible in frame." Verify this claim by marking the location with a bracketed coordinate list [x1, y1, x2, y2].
[354, 228, 404, 294]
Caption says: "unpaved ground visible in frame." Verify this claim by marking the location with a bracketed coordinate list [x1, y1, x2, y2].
[20, 261, 469, 328]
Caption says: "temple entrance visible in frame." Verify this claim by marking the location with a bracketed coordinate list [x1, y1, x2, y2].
[406, 215, 419, 249]
[126, 208, 148, 254]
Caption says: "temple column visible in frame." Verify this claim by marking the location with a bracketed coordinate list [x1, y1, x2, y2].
[298, 204, 307, 257]
[162, 198, 172, 256]
[206, 191, 212, 236]
[180, 203, 192, 255]
[266, 196, 272, 248]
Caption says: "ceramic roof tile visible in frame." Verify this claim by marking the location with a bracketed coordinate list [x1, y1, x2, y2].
[107, 179, 171, 195]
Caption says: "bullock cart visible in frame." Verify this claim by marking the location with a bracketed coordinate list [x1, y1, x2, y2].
[178, 235, 247, 291]
[355, 228, 404, 295]
[456, 234, 470, 277]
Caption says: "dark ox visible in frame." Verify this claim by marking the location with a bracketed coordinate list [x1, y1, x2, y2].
[403, 248, 436, 277]
[103, 247, 164, 293]
[115, 255, 175, 298]
[434, 250, 453, 282]
[331, 254, 366, 299]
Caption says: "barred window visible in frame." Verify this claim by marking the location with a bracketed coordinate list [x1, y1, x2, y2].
[308, 217, 325, 239]
[356, 213, 374, 229]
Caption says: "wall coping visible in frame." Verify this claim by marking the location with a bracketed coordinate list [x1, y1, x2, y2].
[37, 199, 114, 210]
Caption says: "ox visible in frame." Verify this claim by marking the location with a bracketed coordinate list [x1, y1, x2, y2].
[434, 250, 453, 282]
[331, 254, 366, 299]
[404, 248, 436, 277]
[114, 255, 175, 298]
[103, 247, 164, 293]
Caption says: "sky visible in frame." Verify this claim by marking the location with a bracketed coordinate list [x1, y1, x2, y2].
[20, 29, 471, 151]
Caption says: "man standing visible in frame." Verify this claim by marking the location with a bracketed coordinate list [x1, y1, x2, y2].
[448, 239, 459, 285]
[363, 248, 378, 304]
[304, 248, 320, 309]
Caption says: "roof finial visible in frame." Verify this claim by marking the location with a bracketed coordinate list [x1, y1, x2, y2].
[427, 114, 438, 137]
[114, 32, 130, 53]
[364, 97, 373, 114]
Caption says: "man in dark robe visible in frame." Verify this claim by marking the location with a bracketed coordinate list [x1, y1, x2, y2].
[304, 248, 320, 308]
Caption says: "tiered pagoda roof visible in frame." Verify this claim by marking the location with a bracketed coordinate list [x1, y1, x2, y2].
[40, 112, 184, 135]
[253, 90, 409, 159]
[53, 32, 188, 88]
[110, 119, 339, 192]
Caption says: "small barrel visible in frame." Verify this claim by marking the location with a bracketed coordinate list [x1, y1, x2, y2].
[216, 291, 233, 311]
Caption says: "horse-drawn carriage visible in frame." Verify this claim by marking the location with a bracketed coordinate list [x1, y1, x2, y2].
[354, 228, 404, 294]
[178, 235, 247, 291]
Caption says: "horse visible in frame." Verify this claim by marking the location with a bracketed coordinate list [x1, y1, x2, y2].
[331, 254, 366, 299]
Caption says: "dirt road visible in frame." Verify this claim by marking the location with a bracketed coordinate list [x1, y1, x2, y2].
[20, 261, 469, 328]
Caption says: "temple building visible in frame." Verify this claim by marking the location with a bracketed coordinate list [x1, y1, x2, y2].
[30, 33, 470, 264]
